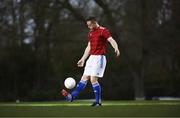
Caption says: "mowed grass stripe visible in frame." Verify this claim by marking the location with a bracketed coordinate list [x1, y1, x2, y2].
[0, 105, 180, 117]
[0, 101, 180, 117]
[0, 101, 180, 106]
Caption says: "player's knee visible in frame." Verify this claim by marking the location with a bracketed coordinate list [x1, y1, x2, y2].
[81, 75, 89, 82]
[90, 77, 98, 84]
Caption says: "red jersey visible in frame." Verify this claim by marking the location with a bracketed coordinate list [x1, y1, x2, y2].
[88, 26, 111, 55]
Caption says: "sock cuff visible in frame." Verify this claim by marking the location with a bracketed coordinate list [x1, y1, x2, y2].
[92, 82, 100, 87]
[80, 80, 87, 85]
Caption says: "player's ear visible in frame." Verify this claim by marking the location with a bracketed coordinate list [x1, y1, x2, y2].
[83, 20, 88, 27]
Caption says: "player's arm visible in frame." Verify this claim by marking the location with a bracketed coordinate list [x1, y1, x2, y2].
[107, 37, 120, 57]
[77, 42, 90, 67]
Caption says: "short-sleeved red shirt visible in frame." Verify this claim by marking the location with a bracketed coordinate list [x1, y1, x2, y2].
[88, 26, 111, 55]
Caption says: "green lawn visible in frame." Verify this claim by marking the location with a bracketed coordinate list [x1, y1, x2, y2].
[0, 100, 180, 117]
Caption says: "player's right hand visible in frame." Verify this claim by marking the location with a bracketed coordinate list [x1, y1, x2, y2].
[77, 59, 84, 67]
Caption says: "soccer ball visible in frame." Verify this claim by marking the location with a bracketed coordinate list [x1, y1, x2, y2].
[64, 77, 76, 89]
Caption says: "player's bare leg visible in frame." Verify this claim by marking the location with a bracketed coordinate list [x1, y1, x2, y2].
[90, 76, 102, 106]
[81, 75, 90, 82]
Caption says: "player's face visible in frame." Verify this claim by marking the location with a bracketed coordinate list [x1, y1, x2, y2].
[86, 21, 96, 30]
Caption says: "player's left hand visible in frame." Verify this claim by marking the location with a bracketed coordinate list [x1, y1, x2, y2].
[115, 49, 120, 57]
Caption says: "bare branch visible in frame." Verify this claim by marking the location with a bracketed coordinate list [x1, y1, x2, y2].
[60, 0, 85, 22]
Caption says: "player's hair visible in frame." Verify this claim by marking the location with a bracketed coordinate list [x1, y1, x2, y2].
[86, 16, 97, 24]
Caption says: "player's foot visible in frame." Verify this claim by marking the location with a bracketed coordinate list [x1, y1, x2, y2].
[91, 102, 102, 106]
[61, 89, 73, 102]
[61, 89, 68, 96]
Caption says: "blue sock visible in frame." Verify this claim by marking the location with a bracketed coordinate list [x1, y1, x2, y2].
[92, 82, 101, 103]
[71, 80, 87, 99]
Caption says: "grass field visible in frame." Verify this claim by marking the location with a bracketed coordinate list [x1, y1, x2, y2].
[0, 100, 180, 117]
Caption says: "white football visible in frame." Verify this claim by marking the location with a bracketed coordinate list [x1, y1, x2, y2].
[64, 77, 76, 89]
